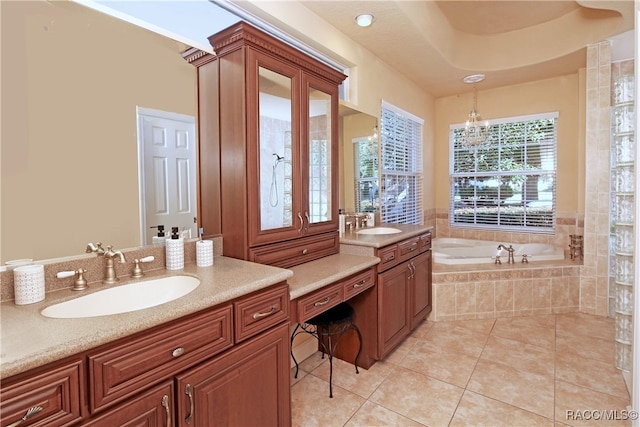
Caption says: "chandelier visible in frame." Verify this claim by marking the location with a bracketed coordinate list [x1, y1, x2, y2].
[461, 74, 490, 149]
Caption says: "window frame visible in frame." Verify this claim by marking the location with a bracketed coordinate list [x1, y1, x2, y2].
[380, 101, 424, 225]
[449, 112, 558, 233]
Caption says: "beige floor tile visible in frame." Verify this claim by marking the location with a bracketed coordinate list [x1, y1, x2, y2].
[370, 366, 464, 426]
[383, 335, 421, 366]
[555, 333, 615, 364]
[450, 390, 554, 427]
[403, 341, 479, 387]
[409, 319, 435, 339]
[310, 356, 395, 399]
[555, 313, 614, 341]
[291, 374, 365, 427]
[555, 352, 629, 399]
[481, 335, 555, 377]
[492, 316, 556, 349]
[467, 359, 555, 419]
[344, 401, 424, 427]
[422, 323, 489, 357]
[555, 380, 632, 426]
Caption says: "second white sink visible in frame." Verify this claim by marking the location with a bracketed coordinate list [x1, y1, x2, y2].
[356, 227, 402, 235]
[41, 275, 200, 319]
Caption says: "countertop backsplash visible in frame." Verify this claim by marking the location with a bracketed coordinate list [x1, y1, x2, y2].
[1, 236, 223, 303]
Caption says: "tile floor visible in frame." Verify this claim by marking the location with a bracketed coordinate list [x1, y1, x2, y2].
[291, 312, 631, 426]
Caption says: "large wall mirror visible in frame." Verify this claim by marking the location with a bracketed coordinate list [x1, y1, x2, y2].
[1, 1, 197, 263]
[339, 104, 379, 215]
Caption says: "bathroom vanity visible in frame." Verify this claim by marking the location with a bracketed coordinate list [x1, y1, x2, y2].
[0, 259, 293, 427]
[340, 224, 433, 358]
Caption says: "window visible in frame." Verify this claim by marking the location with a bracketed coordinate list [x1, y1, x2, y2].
[450, 112, 558, 232]
[380, 101, 424, 224]
[354, 136, 380, 213]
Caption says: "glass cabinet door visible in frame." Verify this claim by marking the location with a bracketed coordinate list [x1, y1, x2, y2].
[305, 76, 338, 231]
[256, 61, 299, 234]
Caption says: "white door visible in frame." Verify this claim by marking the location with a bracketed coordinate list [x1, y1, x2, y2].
[137, 108, 197, 245]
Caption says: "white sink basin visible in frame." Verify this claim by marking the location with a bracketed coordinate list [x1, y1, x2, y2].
[41, 275, 200, 319]
[356, 227, 403, 235]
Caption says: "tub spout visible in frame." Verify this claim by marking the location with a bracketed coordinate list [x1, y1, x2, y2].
[497, 244, 515, 264]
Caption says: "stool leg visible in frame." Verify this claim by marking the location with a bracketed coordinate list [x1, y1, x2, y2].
[327, 333, 334, 398]
[290, 324, 301, 379]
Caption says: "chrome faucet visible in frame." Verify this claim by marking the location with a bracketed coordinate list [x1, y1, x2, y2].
[86, 242, 126, 284]
[497, 244, 515, 264]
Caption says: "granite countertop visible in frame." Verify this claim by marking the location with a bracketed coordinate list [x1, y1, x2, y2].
[339, 223, 434, 248]
[0, 256, 292, 379]
[288, 253, 380, 300]
[1, 252, 382, 379]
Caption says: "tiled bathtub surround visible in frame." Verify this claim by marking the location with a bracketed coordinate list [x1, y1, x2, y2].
[432, 262, 580, 321]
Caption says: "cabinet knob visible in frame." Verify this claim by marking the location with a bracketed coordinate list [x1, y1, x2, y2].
[302, 249, 308, 255]
[172, 347, 185, 358]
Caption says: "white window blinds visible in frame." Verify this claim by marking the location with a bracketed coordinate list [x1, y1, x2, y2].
[449, 112, 558, 232]
[380, 101, 424, 225]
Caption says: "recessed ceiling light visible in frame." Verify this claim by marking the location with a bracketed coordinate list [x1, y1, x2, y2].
[355, 14, 375, 27]
[463, 74, 485, 84]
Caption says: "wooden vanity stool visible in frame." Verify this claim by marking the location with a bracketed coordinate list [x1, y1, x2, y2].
[291, 302, 362, 398]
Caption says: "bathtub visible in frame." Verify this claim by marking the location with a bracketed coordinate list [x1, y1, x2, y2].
[432, 237, 565, 265]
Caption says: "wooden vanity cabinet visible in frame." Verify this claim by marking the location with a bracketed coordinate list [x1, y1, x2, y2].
[376, 232, 432, 358]
[0, 358, 85, 427]
[184, 22, 346, 268]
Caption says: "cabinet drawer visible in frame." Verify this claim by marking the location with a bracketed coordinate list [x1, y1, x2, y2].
[295, 283, 343, 323]
[377, 245, 399, 271]
[88, 305, 233, 413]
[1, 359, 84, 427]
[249, 232, 339, 268]
[419, 233, 432, 252]
[398, 237, 420, 262]
[234, 282, 290, 343]
[342, 269, 375, 300]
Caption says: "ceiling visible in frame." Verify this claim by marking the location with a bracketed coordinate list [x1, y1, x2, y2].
[85, 0, 634, 97]
[298, 0, 634, 96]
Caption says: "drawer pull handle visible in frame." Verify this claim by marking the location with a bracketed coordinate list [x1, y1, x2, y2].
[185, 384, 194, 424]
[353, 279, 367, 288]
[385, 255, 395, 262]
[304, 211, 310, 233]
[7, 406, 42, 427]
[253, 305, 277, 319]
[314, 297, 331, 307]
[162, 395, 171, 427]
[172, 347, 185, 357]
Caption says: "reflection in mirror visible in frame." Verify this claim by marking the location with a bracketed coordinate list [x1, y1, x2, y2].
[308, 87, 332, 224]
[259, 66, 293, 231]
[338, 106, 379, 214]
[1, 1, 196, 263]
[353, 134, 380, 213]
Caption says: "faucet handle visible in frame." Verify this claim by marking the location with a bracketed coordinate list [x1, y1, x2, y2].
[132, 256, 155, 278]
[57, 268, 88, 291]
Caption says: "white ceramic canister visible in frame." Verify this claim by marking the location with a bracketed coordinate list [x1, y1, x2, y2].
[13, 264, 45, 305]
[165, 237, 185, 270]
[196, 240, 214, 267]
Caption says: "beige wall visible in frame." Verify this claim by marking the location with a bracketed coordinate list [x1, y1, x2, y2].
[1, 1, 195, 262]
[434, 74, 584, 216]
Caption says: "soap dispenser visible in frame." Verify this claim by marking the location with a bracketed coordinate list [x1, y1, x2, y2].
[165, 227, 184, 270]
[151, 225, 166, 245]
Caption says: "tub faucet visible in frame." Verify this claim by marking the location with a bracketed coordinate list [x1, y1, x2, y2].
[497, 244, 515, 264]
